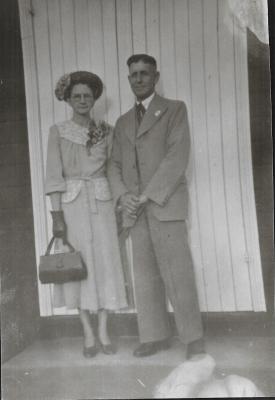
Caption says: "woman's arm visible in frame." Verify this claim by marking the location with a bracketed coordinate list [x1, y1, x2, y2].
[45, 125, 66, 195]
[50, 192, 62, 211]
[49, 192, 66, 239]
[45, 127, 66, 237]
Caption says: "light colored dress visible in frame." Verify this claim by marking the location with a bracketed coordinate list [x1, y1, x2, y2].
[45, 119, 128, 311]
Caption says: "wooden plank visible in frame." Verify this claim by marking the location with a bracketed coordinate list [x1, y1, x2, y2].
[32, 0, 55, 272]
[60, 0, 77, 71]
[74, 0, 99, 120]
[87, 0, 107, 121]
[60, 0, 77, 119]
[131, 0, 146, 53]
[18, 0, 52, 316]
[145, 0, 160, 61]
[101, 0, 121, 125]
[174, 0, 207, 310]
[189, 0, 221, 310]
[145, 0, 161, 93]
[233, 18, 266, 311]
[159, 0, 177, 98]
[32, 0, 54, 161]
[73, 0, 90, 71]
[203, 0, 235, 310]
[174, 0, 191, 106]
[47, 0, 66, 123]
[32, 1, 57, 300]
[116, 0, 133, 114]
[218, 0, 252, 310]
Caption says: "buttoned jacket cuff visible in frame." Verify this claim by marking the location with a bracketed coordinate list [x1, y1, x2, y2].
[143, 189, 168, 207]
[114, 189, 129, 210]
[45, 183, 66, 196]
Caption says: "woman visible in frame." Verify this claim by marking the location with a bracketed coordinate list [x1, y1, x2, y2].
[45, 71, 128, 358]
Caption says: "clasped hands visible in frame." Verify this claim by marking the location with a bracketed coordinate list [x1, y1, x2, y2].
[119, 193, 148, 219]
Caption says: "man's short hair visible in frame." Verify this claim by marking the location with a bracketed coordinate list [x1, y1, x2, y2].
[127, 54, 157, 68]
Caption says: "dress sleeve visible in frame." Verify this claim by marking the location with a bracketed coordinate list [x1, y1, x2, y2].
[45, 125, 66, 195]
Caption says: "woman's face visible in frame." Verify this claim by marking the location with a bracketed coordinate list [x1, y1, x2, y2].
[67, 83, 95, 116]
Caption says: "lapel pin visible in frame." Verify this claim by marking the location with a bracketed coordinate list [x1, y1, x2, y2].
[154, 110, 161, 117]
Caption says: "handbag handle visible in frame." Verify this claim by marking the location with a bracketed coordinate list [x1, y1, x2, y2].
[45, 237, 75, 256]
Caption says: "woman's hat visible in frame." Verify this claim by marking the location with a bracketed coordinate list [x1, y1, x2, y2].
[55, 71, 103, 101]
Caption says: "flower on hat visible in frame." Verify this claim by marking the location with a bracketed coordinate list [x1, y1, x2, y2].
[55, 73, 71, 101]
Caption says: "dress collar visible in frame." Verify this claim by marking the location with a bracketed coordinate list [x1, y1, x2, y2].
[57, 120, 90, 145]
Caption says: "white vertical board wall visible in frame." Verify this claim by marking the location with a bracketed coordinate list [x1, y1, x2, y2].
[18, 0, 266, 316]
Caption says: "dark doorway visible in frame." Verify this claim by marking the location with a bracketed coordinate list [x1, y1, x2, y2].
[0, 0, 40, 362]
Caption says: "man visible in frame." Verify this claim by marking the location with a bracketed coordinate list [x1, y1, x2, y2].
[108, 54, 204, 358]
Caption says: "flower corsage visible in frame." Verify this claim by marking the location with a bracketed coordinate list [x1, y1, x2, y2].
[86, 120, 110, 155]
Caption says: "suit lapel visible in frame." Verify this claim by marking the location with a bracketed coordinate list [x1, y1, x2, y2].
[124, 107, 136, 145]
[137, 94, 168, 138]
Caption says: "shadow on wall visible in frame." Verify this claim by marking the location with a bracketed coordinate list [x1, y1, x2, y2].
[247, 28, 274, 313]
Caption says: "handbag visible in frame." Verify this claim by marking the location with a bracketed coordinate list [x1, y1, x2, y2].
[39, 237, 87, 284]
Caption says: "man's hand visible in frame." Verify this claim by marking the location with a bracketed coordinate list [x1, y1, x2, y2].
[119, 193, 140, 218]
[138, 194, 148, 205]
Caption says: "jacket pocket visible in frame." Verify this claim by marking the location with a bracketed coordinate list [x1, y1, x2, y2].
[61, 180, 82, 203]
[151, 183, 188, 221]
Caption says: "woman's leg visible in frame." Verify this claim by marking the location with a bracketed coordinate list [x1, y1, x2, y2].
[98, 309, 111, 345]
[79, 309, 95, 347]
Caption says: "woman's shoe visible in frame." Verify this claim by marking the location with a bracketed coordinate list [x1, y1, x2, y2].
[83, 345, 98, 358]
[98, 340, 116, 355]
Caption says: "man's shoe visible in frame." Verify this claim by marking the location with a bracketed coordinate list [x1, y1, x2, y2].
[133, 339, 170, 357]
[186, 338, 206, 360]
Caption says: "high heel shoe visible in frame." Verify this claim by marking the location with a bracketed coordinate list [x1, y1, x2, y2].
[98, 340, 116, 355]
[83, 345, 98, 358]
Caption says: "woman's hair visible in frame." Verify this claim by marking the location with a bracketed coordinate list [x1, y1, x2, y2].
[55, 71, 103, 101]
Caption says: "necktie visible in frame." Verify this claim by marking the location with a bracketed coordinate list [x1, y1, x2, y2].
[136, 102, 146, 125]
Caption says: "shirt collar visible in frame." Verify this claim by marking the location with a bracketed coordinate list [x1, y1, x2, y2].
[136, 92, 155, 110]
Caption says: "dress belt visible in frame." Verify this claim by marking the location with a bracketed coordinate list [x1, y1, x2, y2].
[78, 176, 106, 214]
[62, 175, 108, 213]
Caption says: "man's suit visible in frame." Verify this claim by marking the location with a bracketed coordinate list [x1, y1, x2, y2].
[108, 94, 203, 344]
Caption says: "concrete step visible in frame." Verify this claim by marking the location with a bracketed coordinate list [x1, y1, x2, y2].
[2, 336, 275, 399]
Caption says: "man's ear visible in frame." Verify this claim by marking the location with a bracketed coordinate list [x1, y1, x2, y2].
[154, 71, 160, 85]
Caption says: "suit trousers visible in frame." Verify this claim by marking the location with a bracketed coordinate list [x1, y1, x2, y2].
[131, 209, 203, 344]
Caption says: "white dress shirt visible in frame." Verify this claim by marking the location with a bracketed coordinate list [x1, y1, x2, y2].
[136, 92, 155, 110]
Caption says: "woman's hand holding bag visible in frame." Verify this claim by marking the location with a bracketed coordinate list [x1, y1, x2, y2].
[51, 210, 67, 240]
[38, 210, 87, 284]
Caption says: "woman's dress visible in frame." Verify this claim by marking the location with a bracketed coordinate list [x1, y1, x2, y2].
[45, 119, 128, 311]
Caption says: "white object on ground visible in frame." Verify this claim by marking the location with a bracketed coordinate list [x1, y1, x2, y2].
[154, 354, 264, 398]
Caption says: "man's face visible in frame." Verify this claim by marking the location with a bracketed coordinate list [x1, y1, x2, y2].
[128, 61, 160, 101]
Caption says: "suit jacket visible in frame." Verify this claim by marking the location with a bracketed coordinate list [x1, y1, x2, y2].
[108, 94, 191, 227]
